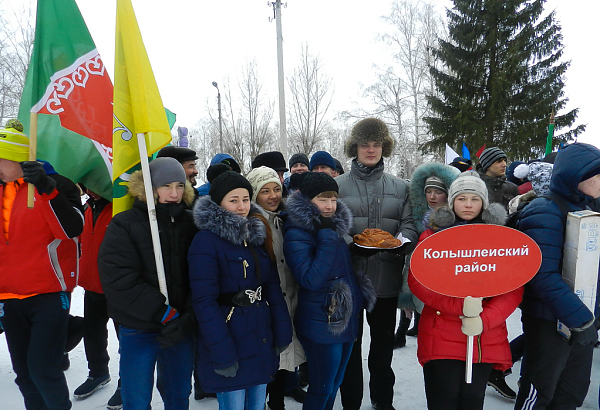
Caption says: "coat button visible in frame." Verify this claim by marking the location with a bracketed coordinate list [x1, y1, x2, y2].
[263, 338, 267, 343]
[281, 259, 284, 263]
[282, 292, 287, 297]
[436, 311, 441, 315]
[238, 257, 242, 260]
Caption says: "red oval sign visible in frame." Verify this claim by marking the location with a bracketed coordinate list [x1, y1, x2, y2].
[411, 224, 542, 298]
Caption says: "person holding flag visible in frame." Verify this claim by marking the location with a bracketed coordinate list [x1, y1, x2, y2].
[0, 119, 84, 410]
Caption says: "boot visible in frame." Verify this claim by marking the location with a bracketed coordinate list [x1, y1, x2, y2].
[487, 368, 516, 399]
[393, 310, 411, 348]
[405, 312, 420, 337]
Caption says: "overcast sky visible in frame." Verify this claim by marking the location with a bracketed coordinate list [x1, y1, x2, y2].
[5, 0, 598, 150]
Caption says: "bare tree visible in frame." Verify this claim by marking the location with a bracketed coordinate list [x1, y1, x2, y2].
[287, 44, 333, 156]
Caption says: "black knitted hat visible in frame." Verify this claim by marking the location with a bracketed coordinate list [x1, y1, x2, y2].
[252, 151, 288, 172]
[209, 170, 253, 205]
[289, 153, 309, 169]
[156, 146, 198, 163]
[206, 163, 231, 183]
[333, 158, 345, 175]
[294, 171, 339, 200]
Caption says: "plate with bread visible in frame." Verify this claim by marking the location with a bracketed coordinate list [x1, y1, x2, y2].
[353, 228, 404, 249]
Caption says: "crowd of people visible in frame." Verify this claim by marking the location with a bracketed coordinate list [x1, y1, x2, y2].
[1, 116, 600, 410]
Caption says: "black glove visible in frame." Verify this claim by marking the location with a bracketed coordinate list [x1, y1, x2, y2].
[569, 325, 599, 346]
[313, 215, 337, 231]
[215, 361, 238, 378]
[20, 161, 56, 194]
[348, 242, 380, 257]
[156, 311, 196, 348]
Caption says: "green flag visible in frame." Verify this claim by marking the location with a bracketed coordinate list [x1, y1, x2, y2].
[18, 0, 114, 199]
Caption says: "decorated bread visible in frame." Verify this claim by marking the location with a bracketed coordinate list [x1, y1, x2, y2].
[353, 228, 403, 248]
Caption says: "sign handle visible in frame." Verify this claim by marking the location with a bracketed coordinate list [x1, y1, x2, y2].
[465, 335, 473, 383]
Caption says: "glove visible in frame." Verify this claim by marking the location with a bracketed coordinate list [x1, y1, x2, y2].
[160, 305, 180, 324]
[313, 215, 337, 231]
[569, 324, 599, 346]
[215, 361, 239, 378]
[460, 315, 483, 336]
[274, 344, 289, 356]
[156, 311, 196, 348]
[20, 161, 56, 194]
[348, 242, 380, 258]
[463, 296, 483, 317]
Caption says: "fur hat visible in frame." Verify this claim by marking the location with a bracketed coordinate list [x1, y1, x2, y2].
[345, 118, 394, 158]
[478, 147, 507, 173]
[449, 171, 489, 209]
[247, 166, 282, 202]
[252, 151, 288, 172]
[310, 150, 336, 171]
[209, 170, 253, 205]
[514, 162, 553, 196]
[424, 176, 448, 194]
[149, 157, 186, 189]
[156, 146, 197, 163]
[288, 153, 309, 169]
[294, 171, 338, 200]
[0, 119, 29, 162]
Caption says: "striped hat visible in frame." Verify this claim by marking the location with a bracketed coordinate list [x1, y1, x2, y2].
[478, 147, 507, 173]
[0, 119, 29, 162]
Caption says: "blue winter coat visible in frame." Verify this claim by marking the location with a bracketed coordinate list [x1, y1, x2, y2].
[517, 143, 600, 328]
[283, 192, 369, 344]
[188, 197, 292, 393]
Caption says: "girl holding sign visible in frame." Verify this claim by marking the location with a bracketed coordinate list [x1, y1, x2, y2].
[408, 172, 523, 410]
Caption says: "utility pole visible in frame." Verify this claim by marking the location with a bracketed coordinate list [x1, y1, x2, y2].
[269, 0, 288, 159]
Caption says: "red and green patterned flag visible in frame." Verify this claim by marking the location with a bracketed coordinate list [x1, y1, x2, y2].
[18, 0, 113, 199]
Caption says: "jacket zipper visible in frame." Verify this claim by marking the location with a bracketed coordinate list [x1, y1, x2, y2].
[242, 260, 249, 279]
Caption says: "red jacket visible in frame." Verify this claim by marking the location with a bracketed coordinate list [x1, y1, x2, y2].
[408, 229, 523, 371]
[0, 176, 83, 296]
[79, 200, 112, 293]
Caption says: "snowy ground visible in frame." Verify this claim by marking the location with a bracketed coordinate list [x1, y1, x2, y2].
[1, 287, 599, 409]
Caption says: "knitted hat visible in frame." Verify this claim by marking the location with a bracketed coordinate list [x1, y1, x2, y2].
[156, 146, 198, 163]
[310, 150, 336, 171]
[252, 151, 288, 172]
[514, 162, 553, 196]
[0, 119, 29, 162]
[506, 161, 526, 185]
[449, 171, 489, 209]
[247, 166, 282, 202]
[209, 170, 253, 205]
[294, 171, 338, 200]
[333, 158, 345, 175]
[288, 153, 309, 169]
[206, 163, 231, 183]
[149, 157, 186, 189]
[424, 176, 448, 194]
[478, 147, 507, 172]
[345, 118, 394, 158]
[449, 156, 473, 173]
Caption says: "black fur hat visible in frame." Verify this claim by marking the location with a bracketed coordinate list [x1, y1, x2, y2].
[345, 118, 394, 158]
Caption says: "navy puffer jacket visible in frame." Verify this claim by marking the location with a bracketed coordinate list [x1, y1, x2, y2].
[517, 143, 600, 328]
[188, 197, 292, 393]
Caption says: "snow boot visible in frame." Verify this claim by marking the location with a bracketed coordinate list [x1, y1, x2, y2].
[487, 368, 516, 399]
[406, 312, 420, 337]
[74, 374, 111, 399]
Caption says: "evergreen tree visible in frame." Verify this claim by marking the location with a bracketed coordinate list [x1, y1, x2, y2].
[423, 0, 585, 159]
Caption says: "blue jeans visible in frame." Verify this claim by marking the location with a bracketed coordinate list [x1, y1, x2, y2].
[119, 326, 193, 410]
[298, 334, 353, 410]
[216, 384, 267, 410]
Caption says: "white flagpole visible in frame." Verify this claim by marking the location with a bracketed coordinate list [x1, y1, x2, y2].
[466, 335, 474, 383]
[136, 132, 169, 304]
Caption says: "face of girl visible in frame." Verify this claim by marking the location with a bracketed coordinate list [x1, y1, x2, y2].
[256, 182, 282, 212]
[425, 187, 448, 209]
[453, 193, 483, 221]
[220, 188, 251, 217]
[156, 182, 185, 204]
[311, 195, 337, 217]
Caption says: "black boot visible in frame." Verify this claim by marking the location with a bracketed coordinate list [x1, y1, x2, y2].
[393, 310, 411, 348]
[487, 368, 516, 399]
[406, 312, 420, 337]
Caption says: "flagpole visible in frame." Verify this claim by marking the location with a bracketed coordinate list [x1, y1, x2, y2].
[27, 112, 38, 209]
[137, 132, 169, 304]
[545, 110, 555, 156]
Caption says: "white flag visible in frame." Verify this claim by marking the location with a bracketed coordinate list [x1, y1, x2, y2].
[445, 144, 460, 165]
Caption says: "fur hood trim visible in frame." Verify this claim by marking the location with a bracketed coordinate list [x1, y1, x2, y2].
[127, 169, 195, 207]
[284, 190, 353, 238]
[429, 202, 507, 230]
[409, 162, 460, 233]
[192, 195, 267, 246]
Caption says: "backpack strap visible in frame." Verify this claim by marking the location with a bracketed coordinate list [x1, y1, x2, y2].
[541, 193, 574, 231]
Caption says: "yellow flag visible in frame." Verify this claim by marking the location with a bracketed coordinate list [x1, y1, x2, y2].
[112, 0, 171, 214]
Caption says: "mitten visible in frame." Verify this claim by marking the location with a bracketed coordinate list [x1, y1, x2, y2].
[20, 161, 56, 194]
[274, 344, 289, 356]
[160, 305, 179, 324]
[348, 242, 380, 258]
[313, 215, 337, 231]
[215, 362, 239, 378]
[463, 296, 483, 317]
[569, 322, 599, 346]
[460, 315, 483, 336]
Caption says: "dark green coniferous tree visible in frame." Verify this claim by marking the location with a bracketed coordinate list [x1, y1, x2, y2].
[423, 0, 585, 159]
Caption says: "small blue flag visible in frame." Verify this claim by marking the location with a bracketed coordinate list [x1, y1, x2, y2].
[462, 143, 471, 160]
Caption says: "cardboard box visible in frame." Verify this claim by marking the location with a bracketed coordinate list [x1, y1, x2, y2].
[562, 210, 600, 313]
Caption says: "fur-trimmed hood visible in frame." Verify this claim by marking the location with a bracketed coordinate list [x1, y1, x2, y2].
[127, 169, 196, 207]
[409, 162, 460, 233]
[284, 190, 353, 238]
[429, 202, 507, 231]
[192, 195, 267, 246]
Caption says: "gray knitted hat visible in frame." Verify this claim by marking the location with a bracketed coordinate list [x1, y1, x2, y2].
[449, 171, 489, 209]
[424, 176, 448, 194]
[149, 157, 186, 190]
[247, 166, 282, 202]
[479, 147, 507, 172]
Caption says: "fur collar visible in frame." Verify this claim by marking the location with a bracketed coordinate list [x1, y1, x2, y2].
[284, 191, 353, 237]
[192, 195, 267, 246]
[127, 169, 196, 206]
[429, 202, 507, 231]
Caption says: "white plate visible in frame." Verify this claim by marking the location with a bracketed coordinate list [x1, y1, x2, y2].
[354, 242, 403, 250]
